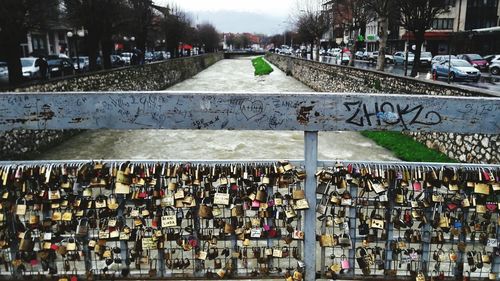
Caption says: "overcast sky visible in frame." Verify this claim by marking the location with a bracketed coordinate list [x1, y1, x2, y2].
[154, 0, 295, 34]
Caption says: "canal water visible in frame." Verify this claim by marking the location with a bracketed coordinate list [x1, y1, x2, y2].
[37, 57, 397, 161]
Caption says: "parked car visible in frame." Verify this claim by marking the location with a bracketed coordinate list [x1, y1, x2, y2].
[333, 51, 351, 65]
[363, 51, 373, 60]
[489, 61, 500, 75]
[120, 52, 133, 65]
[456, 54, 489, 71]
[0, 62, 8, 84]
[111, 55, 125, 68]
[328, 48, 341, 57]
[393, 51, 414, 65]
[145, 52, 155, 63]
[355, 51, 364, 60]
[484, 54, 500, 75]
[431, 55, 457, 66]
[154, 51, 170, 60]
[368, 51, 394, 64]
[21, 57, 39, 79]
[432, 59, 481, 82]
[72, 56, 90, 72]
[419, 52, 433, 66]
[47, 57, 75, 77]
[484, 54, 500, 64]
[280, 48, 292, 55]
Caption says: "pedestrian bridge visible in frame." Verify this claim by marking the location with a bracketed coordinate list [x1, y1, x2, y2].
[0, 90, 499, 281]
[224, 50, 266, 59]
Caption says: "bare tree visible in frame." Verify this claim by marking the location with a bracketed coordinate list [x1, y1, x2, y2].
[63, 0, 128, 70]
[400, 0, 449, 76]
[324, 0, 372, 66]
[293, 0, 330, 61]
[127, 0, 154, 57]
[366, 0, 399, 71]
[197, 23, 220, 52]
[154, 4, 193, 58]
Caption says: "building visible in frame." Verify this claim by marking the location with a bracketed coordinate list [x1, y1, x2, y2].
[399, 0, 500, 55]
[323, 0, 499, 56]
[19, 18, 73, 58]
[322, 0, 356, 48]
[365, 20, 379, 52]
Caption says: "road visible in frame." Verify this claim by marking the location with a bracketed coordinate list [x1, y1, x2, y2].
[319, 56, 500, 93]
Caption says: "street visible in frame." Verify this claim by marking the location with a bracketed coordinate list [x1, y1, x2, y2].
[319, 56, 500, 93]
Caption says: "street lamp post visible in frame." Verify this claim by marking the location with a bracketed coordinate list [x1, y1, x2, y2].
[67, 28, 86, 71]
[67, 31, 79, 71]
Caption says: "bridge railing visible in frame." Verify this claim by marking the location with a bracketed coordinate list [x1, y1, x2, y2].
[0, 91, 499, 281]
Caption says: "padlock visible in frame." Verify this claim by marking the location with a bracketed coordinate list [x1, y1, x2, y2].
[256, 185, 267, 202]
[341, 254, 350, 269]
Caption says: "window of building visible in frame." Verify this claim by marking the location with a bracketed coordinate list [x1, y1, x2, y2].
[31, 34, 47, 52]
[432, 18, 455, 29]
[466, 18, 498, 29]
[432, 0, 456, 7]
[444, 0, 456, 6]
[468, 0, 498, 7]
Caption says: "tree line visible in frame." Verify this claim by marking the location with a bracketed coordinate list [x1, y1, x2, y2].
[291, 0, 450, 77]
[0, 0, 221, 85]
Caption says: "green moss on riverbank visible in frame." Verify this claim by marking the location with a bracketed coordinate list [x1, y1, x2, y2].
[361, 131, 457, 163]
[252, 57, 274, 76]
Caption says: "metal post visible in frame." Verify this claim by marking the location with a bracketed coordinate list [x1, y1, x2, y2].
[494, 213, 500, 276]
[320, 217, 326, 277]
[447, 35, 451, 84]
[75, 38, 80, 71]
[404, 39, 409, 77]
[304, 131, 318, 281]
[348, 184, 358, 278]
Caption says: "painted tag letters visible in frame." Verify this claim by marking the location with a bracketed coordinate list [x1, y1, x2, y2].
[344, 101, 442, 129]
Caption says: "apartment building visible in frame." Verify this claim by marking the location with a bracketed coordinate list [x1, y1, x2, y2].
[322, 0, 499, 55]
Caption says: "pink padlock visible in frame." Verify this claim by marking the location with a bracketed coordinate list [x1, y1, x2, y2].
[341, 255, 350, 269]
[268, 199, 275, 207]
[413, 181, 422, 191]
[252, 200, 260, 208]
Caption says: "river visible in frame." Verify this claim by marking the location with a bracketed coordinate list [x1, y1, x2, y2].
[36, 57, 397, 161]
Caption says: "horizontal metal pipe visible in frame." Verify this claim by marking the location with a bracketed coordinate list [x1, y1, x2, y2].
[0, 159, 498, 169]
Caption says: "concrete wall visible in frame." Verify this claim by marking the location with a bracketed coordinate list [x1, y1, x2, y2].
[0, 53, 223, 160]
[266, 53, 499, 164]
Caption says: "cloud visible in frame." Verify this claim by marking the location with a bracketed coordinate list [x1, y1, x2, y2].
[191, 10, 289, 35]
[155, 0, 293, 18]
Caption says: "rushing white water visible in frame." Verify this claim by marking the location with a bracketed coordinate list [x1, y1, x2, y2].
[36, 57, 397, 161]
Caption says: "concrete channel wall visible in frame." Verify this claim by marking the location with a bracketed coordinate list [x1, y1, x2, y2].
[0, 53, 224, 160]
[266, 53, 499, 164]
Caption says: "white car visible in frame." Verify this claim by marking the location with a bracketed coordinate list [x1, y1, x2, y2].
[369, 51, 394, 64]
[393, 52, 414, 65]
[431, 55, 457, 66]
[484, 54, 500, 75]
[72, 56, 90, 72]
[21, 57, 39, 79]
[0, 62, 8, 84]
[333, 52, 351, 65]
[419, 52, 433, 66]
[120, 52, 133, 65]
[328, 48, 341, 57]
